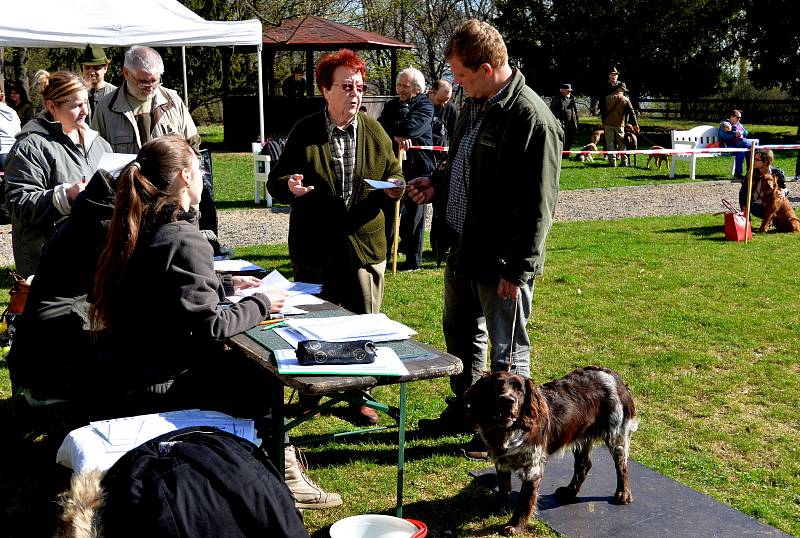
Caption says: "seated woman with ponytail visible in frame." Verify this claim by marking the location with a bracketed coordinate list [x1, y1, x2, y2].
[89, 135, 285, 409]
[89, 135, 342, 509]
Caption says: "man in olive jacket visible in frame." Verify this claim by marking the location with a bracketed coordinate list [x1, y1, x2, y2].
[407, 20, 561, 445]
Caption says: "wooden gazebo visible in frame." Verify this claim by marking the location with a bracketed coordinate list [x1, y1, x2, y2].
[261, 15, 414, 97]
[223, 16, 413, 146]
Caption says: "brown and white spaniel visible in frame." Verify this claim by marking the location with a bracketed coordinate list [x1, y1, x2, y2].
[465, 367, 639, 536]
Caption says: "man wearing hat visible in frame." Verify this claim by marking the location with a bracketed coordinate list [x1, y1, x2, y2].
[598, 66, 620, 124]
[282, 65, 307, 98]
[549, 83, 579, 151]
[81, 44, 116, 121]
[603, 82, 638, 167]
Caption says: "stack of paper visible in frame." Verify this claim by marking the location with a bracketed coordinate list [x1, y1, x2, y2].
[274, 314, 416, 349]
[225, 270, 324, 314]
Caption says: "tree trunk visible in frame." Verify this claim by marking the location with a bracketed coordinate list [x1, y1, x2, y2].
[12, 48, 29, 92]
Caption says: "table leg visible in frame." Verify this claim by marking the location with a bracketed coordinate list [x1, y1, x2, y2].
[270, 376, 286, 477]
[395, 382, 407, 517]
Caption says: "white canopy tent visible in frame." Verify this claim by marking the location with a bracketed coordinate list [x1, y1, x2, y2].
[0, 0, 266, 141]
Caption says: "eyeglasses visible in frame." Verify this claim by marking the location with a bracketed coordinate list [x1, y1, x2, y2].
[335, 82, 365, 93]
[731, 115, 742, 119]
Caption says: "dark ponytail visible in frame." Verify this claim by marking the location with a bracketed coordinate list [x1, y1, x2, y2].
[91, 135, 195, 331]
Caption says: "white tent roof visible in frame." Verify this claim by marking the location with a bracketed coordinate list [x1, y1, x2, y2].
[0, 0, 262, 48]
[0, 0, 266, 142]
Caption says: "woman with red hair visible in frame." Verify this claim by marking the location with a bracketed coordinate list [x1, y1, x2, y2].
[268, 49, 402, 314]
[268, 49, 403, 425]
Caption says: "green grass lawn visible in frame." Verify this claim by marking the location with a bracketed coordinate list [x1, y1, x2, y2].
[3, 213, 796, 537]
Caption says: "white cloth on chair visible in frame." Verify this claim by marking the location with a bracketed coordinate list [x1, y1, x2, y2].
[56, 409, 257, 472]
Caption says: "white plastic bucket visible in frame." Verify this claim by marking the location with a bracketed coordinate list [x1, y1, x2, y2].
[329, 514, 427, 538]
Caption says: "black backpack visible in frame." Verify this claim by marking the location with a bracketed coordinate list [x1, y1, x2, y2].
[99, 426, 308, 538]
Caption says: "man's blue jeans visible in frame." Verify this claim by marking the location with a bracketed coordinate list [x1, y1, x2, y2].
[442, 260, 535, 401]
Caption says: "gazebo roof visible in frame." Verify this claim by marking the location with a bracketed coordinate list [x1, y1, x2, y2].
[263, 15, 413, 50]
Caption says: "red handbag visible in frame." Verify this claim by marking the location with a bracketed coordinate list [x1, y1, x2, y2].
[722, 199, 752, 241]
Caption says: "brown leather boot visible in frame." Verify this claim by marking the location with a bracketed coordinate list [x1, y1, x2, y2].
[284, 446, 342, 509]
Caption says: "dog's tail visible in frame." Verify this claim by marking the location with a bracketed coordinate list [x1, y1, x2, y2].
[55, 470, 105, 538]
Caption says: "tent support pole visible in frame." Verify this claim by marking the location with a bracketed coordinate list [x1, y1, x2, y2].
[258, 44, 265, 143]
[181, 46, 189, 108]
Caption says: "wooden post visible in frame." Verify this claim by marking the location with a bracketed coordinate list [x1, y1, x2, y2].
[391, 148, 404, 274]
[744, 143, 757, 244]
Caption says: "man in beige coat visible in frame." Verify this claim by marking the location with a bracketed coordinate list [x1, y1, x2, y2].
[92, 46, 199, 154]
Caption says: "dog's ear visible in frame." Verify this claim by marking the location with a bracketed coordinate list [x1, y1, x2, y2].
[520, 377, 549, 434]
[463, 373, 493, 424]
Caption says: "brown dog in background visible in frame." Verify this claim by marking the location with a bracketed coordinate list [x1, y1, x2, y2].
[759, 173, 800, 233]
[465, 368, 638, 536]
[575, 143, 597, 163]
[646, 145, 669, 171]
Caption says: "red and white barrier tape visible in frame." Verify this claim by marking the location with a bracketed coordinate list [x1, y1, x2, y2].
[563, 143, 800, 156]
[407, 145, 449, 152]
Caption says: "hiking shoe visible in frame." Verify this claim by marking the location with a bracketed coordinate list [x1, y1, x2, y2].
[284, 446, 342, 509]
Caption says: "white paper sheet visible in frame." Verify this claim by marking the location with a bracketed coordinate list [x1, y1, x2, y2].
[96, 152, 137, 177]
[364, 178, 400, 189]
[286, 314, 416, 342]
[274, 347, 409, 376]
[273, 314, 415, 348]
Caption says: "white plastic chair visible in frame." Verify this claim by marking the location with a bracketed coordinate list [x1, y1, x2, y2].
[252, 142, 272, 206]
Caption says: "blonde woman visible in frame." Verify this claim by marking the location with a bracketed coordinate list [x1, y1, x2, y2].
[3, 70, 111, 276]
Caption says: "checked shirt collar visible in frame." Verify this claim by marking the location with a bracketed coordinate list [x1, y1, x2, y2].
[326, 108, 358, 204]
[446, 76, 513, 235]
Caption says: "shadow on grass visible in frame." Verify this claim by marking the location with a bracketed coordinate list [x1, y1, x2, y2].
[0, 398, 72, 538]
[308, 472, 510, 538]
[658, 224, 728, 239]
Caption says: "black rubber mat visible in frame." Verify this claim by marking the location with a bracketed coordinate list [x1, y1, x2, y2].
[470, 448, 790, 537]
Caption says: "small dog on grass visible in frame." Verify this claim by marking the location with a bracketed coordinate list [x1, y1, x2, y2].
[465, 367, 638, 536]
[575, 143, 597, 163]
[624, 130, 638, 167]
[759, 173, 800, 233]
[646, 145, 670, 171]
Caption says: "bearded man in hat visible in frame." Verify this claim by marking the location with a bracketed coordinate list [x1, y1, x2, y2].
[549, 83, 579, 151]
[81, 44, 117, 121]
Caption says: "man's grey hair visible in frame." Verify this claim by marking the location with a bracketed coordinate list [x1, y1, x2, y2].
[124, 46, 164, 75]
[398, 67, 426, 93]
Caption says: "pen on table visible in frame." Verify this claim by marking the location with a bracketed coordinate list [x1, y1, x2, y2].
[260, 322, 286, 331]
[258, 318, 285, 326]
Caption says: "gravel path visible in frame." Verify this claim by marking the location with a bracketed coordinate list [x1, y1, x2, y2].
[2, 179, 796, 267]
